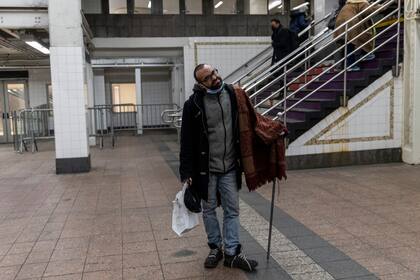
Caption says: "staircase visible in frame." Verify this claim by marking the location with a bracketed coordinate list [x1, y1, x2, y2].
[238, 0, 403, 143]
[259, 24, 403, 142]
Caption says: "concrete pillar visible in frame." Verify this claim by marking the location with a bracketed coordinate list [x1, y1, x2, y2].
[49, 0, 91, 173]
[402, 0, 420, 164]
[86, 63, 96, 146]
[135, 68, 143, 135]
[152, 0, 163, 14]
[203, 0, 213, 15]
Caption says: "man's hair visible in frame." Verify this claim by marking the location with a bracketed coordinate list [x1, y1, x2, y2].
[271, 18, 281, 24]
[193, 64, 206, 81]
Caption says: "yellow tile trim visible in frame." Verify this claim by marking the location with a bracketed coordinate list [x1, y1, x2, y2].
[305, 80, 394, 145]
[374, 17, 404, 29]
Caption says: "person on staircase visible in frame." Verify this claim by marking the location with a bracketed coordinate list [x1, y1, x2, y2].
[271, 19, 297, 66]
[334, 0, 381, 71]
[289, 5, 311, 45]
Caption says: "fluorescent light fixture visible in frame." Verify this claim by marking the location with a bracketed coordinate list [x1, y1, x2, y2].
[291, 2, 309, 11]
[269, 0, 282, 10]
[215, 1, 223, 8]
[25, 41, 49, 55]
[147, 1, 151, 8]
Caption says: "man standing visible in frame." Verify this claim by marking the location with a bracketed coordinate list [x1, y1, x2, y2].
[271, 18, 297, 65]
[179, 64, 258, 272]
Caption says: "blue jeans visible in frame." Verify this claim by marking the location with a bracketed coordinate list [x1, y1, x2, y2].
[347, 43, 357, 68]
[202, 169, 240, 256]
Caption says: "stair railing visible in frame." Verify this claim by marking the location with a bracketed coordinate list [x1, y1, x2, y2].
[225, 13, 333, 86]
[246, 0, 401, 127]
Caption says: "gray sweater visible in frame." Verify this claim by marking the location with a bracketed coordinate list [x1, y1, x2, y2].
[203, 89, 236, 173]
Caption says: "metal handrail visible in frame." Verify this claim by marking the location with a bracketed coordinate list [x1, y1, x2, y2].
[253, 6, 398, 107]
[224, 46, 272, 83]
[243, 0, 393, 94]
[161, 107, 183, 124]
[270, 21, 400, 118]
[235, 27, 331, 88]
[252, 0, 402, 124]
[298, 12, 332, 38]
[226, 11, 333, 86]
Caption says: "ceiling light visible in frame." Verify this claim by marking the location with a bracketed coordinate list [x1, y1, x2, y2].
[215, 1, 223, 8]
[291, 2, 309, 11]
[147, 1, 151, 8]
[25, 41, 49, 55]
[269, 0, 282, 10]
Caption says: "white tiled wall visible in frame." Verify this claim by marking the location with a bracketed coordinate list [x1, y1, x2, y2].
[28, 69, 51, 107]
[287, 70, 403, 156]
[183, 36, 270, 100]
[50, 46, 89, 159]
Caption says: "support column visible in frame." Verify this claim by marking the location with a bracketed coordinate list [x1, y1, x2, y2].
[203, 0, 213, 15]
[49, 0, 91, 173]
[86, 62, 96, 146]
[152, 0, 163, 15]
[402, 1, 420, 164]
[135, 68, 143, 135]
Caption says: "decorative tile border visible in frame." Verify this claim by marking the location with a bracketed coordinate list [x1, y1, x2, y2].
[305, 80, 394, 145]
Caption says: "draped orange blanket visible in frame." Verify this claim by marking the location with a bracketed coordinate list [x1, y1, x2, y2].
[234, 86, 287, 191]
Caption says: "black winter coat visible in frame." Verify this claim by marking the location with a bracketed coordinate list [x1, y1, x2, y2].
[179, 84, 242, 202]
[271, 26, 298, 64]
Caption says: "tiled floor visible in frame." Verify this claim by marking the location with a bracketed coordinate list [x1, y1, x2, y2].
[0, 132, 419, 280]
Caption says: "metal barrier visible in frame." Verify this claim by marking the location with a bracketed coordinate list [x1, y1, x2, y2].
[88, 103, 180, 148]
[12, 105, 54, 153]
[87, 105, 115, 149]
[138, 103, 180, 129]
[161, 107, 183, 142]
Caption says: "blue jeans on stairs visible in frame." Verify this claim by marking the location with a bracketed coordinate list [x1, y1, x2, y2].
[347, 43, 357, 68]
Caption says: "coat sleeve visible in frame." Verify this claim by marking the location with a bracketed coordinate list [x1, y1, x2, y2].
[179, 101, 194, 182]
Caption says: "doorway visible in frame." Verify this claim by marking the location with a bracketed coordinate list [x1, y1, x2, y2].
[0, 81, 28, 143]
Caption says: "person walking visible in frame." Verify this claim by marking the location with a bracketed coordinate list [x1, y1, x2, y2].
[334, 0, 380, 71]
[289, 5, 310, 45]
[271, 19, 297, 66]
[179, 64, 258, 272]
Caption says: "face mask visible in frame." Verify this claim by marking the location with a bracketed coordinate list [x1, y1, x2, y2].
[206, 81, 225, 94]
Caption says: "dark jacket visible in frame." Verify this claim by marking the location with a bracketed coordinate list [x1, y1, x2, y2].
[179, 84, 242, 202]
[289, 12, 309, 34]
[271, 26, 298, 64]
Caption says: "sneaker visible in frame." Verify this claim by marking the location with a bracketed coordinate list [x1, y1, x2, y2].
[347, 66, 361, 72]
[204, 245, 223, 269]
[362, 53, 375, 61]
[224, 245, 258, 272]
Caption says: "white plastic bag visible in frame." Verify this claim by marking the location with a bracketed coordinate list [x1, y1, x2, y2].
[172, 183, 200, 236]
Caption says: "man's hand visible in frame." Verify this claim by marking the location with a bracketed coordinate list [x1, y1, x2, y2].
[183, 178, 192, 186]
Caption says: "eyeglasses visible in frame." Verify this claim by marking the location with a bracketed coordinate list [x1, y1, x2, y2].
[200, 69, 218, 83]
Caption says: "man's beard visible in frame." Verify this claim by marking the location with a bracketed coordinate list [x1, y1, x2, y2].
[209, 79, 223, 90]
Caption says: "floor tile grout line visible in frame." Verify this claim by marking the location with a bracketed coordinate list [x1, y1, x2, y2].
[241, 191, 380, 279]
[37, 180, 84, 279]
[238, 199, 336, 280]
[11, 178, 74, 280]
[81, 182, 102, 279]
[0, 179, 50, 266]
[138, 171, 167, 280]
